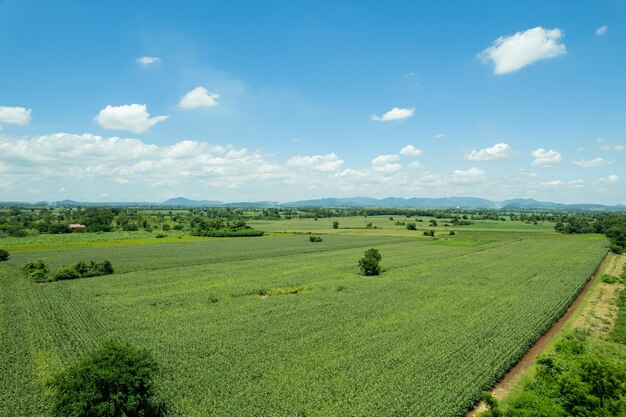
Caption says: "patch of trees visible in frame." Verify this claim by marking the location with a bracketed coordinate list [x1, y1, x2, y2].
[49, 339, 166, 417]
[358, 248, 382, 276]
[309, 236, 323, 242]
[24, 260, 114, 282]
[190, 217, 264, 237]
[480, 330, 626, 417]
[555, 213, 626, 253]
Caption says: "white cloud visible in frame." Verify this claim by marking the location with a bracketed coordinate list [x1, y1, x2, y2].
[399, 145, 423, 157]
[449, 167, 487, 184]
[599, 175, 619, 184]
[478, 27, 566, 74]
[465, 143, 512, 161]
[572, 157, 615, 168]
[434, 133, 445, 139]
[0, 106, 32, 126]
[178, 87, 220, 110]
[371, 154, 401, 173]
[408, 161, 423, 169]
[371, 107, 415, 122]
[0, 133, 280, 191]
[136, 56, 161, 67]
[286, 153, 344, 172]
[531, 148, 562, 167]
[372, 154, 400, 164]
[596, 26, 608, 36]
[599, 143, 625, 151]
[95, 104, 169, 133]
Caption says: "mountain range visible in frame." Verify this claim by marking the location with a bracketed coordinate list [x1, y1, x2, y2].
[1, 197, 624, 211]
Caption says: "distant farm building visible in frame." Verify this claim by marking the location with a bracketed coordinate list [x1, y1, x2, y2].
[68, 224, 86, 231]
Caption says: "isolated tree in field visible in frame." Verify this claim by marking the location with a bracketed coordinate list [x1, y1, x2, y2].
[358, 248, 382, 276]
[429, 219, 438, 227]
[333, 220, 339, 229]
[49, 339, 165, 417]
[406, 223, 417, 231]
[0, 249, 8, 262]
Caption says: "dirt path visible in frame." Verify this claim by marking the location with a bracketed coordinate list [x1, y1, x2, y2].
[466, 253, 611, 416]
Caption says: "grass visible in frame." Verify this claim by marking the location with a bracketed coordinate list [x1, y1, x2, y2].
[0, 219, 609, 417]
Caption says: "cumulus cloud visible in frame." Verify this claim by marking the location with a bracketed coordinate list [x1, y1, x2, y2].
[596, 26, 608, 36]
[0, 133, 280, 190]
[178, 87, 220, 110]
[371, 107, 415, 122]
[434, 133, 445, 139]
[95, 104, 169, 133]
[286, 153, 344, 172]
[408, 161, 423, 169]
[465, 143, 512, 161]
[478, 27, 566, 74]
[399, 145, 423, 157]
[449, 167, 487, 184]
[0, 106, 32, 126]
[600, 143, 626, 152]
[572, 157, 615, 168]
[531, 148, 561, 167]
[136, 56, 161, 67]
[371, 154, 401, 173]
[599, 175, 619, 184]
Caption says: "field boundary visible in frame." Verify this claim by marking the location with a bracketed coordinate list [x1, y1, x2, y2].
[466, 250, 610, 417]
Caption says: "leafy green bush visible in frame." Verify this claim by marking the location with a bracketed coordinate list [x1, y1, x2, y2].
[423, 230, 435, 237]
[449, 230, 456, 236]
[0, 249, 9, 262]
[406, 223, 417, 231]
[332, 221, 339, 229]
[53, 260, 114, 281]
[602, 274, 619, 284]
[48, 339, 165, 417]
[358, 248, 382, 276]
[309, 236, 323, 242]
[23, 260, 50, 282]
[156, 233, 167, 239]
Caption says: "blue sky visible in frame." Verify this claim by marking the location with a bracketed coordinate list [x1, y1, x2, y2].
[1, 0, 625, 203]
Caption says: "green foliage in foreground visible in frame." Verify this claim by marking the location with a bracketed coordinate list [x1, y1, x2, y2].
[481, 330, 626, 416]
[54, 260, 114, 280]
[0, 232, 608, 417]
[23, 260, 113, 282]
[358, 248, 382, 276]
[49, 339, 165, 417]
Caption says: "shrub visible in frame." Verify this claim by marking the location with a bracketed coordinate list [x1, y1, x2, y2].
[156, 233, 167, 239]
[406, 223, 417, 231]
[610, 244, 624, 255]
[332, 221, 339, 229]
[366, 222, 373, 228]
[53, 260, 114, 281]
[309, 236, 323, 242]
[423, 230, 435, 237]
[358, 248, 382, 276]
[48, 339, 165, 417]
[23, 260, 50, 281]
[54, 266, 81, 280]
[602, 275, 619, 284]
[449, 230, 456, 236]
[0, 249, 9, 262]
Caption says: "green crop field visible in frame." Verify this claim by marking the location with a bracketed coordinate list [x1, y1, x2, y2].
[0, 218, 609, 416]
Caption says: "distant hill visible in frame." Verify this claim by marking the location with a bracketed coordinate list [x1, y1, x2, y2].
[1, 196, 624, 211]
[162, 197, 222, 207]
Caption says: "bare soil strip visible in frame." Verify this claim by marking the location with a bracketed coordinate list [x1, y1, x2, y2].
[466, 252, 611, 416]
